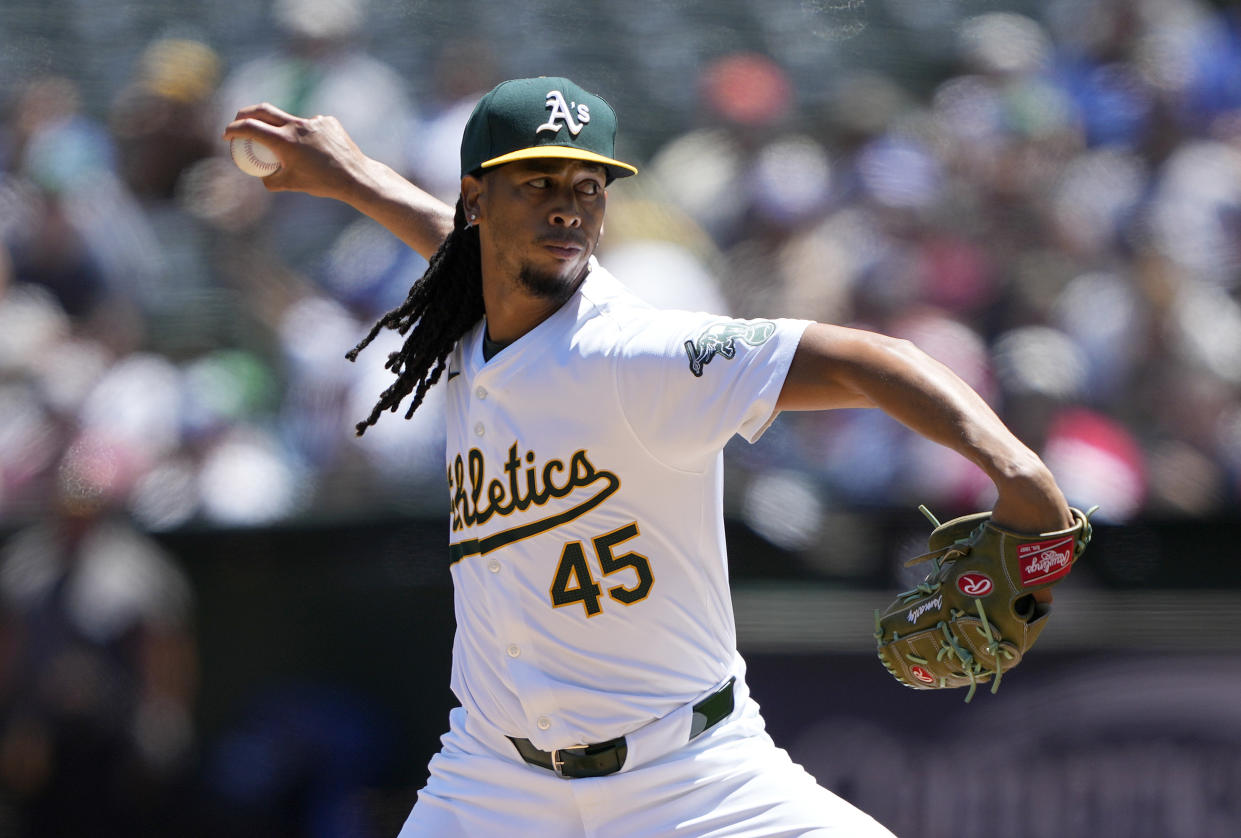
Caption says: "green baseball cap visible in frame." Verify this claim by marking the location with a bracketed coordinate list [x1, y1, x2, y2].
[460, 77, 638, 182]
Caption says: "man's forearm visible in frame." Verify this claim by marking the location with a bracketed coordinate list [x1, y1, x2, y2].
[782, 324, 1072, 533]
[343, 156, 456, 260]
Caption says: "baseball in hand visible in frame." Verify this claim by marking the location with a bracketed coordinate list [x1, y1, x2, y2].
[230, 137, 281, 177]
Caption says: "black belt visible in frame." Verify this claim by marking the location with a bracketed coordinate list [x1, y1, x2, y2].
[508, 677, 736, 779]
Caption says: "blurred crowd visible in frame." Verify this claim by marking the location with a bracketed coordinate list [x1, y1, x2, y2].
[0, 0, 1239, 833]
[1, 0, 1239, 540]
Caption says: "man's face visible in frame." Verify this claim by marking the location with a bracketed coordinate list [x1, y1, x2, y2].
[465, 158, 608, 299]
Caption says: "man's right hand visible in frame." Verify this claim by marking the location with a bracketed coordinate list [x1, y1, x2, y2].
[223, 103, 371, 202]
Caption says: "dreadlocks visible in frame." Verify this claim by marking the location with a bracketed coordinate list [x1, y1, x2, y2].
[347, 197, 483, 435]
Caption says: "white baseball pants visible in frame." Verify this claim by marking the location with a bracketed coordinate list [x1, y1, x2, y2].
[396, 688, 896, 837]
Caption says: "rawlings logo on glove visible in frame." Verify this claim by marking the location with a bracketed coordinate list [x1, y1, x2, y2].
[1019, 538, 1074, 584]
[874, 505, 1095, 702]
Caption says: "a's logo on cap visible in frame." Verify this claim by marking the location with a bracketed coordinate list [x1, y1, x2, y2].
[538, 90, 591, 137]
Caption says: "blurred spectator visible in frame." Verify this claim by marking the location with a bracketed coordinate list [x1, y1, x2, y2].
[214, 0, 417, 273]
[110, 38, 223, 202]
[0, 437, 198, 836]
[647, 52, 798, 249]
[217, 0, 414, 169]
[1, 77, 114, 318]
[405, 38, 501, 204]
[2, 75, 168, 319]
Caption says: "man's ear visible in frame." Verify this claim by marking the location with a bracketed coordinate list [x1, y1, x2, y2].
[461, 174, 484, 223]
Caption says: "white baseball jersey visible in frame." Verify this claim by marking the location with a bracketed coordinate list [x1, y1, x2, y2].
[442, 258, 810, 751]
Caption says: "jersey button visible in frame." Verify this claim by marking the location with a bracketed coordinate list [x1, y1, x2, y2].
[475, 386, 488, 400]
[536, 716, 551, 730]
[506, 644, 521, 658]
[487, 559, 501, 573]
[473, 422, 485, 437]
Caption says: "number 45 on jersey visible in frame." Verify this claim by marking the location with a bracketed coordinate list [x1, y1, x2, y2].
[549, 522, 654, 617]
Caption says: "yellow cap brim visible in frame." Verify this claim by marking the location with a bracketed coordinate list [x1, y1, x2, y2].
[480, 144, 638, 177]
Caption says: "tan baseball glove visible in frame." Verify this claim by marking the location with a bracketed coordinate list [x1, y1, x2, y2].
[875, 505, 1095, 702]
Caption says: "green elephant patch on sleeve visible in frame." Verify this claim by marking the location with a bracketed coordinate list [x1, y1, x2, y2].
[683, 320, 777, 377]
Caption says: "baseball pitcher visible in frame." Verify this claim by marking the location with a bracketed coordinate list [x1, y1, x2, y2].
[224, 76, 1080, 837]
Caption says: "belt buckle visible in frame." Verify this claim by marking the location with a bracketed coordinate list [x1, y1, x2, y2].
[550, 748, 568, 778]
